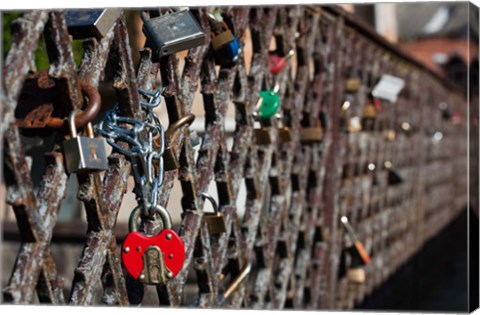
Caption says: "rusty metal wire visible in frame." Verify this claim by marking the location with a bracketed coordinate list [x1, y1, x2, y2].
[0, 6, 467, 309]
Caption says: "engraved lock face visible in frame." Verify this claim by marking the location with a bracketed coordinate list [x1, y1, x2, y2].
[142, 10, 206, 58]
[65, 9, 122, 40]
[63, 114, 108, 174]
[122, 206, 186, 284]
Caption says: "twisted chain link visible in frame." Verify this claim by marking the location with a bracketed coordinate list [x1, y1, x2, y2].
[96, 89, 166, 216]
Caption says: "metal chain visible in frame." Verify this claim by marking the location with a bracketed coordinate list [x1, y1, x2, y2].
[95, 89, 166, 216]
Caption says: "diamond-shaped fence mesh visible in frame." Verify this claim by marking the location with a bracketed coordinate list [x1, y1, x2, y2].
[0, 6, 467, 309]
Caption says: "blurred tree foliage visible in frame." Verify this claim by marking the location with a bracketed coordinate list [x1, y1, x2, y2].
[3, 12, 84, 70]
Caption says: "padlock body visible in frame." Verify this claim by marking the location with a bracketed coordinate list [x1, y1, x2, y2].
[143, 10, 205, 58]
[213, 32, 239, 67]
[122, 229, 185, 281]
[163, 147, 180, 171]
[345, 78, 361, 93]
[300, 127, 323, 144]
[211, 30, 234, 51]
[255, 128, 272, 145]
[65, 9, 122, 40]
[204, 213, 227, 235]
[63, 136, 108, 174]
[278, 127, 292, 143]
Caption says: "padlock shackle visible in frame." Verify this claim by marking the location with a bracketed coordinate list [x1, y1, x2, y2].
[221, 261, 252, 302]
[68, 109, 80, 138]
[129, 205, 173, 233]
[165, 113, 195, 139]
[200, 191, 219, 214]
[46, 83, 101, 130]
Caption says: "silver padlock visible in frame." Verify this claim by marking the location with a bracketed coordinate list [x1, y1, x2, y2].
[63, 110, 109, 174]
[65, 9, 122, 40]
[140, 8, 205, 58]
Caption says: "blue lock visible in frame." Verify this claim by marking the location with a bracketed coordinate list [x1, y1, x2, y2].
[209, 13, 240, 67]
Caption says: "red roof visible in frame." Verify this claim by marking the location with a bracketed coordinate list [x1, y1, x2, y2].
[399, 38, 477, 76]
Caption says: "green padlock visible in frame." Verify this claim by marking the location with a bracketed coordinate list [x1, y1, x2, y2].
[257, 85, 280, 120]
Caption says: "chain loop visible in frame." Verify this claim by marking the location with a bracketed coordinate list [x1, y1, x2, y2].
[95, 89, 166, 216]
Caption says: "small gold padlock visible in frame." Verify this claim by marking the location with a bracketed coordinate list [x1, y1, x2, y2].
[362, 103, 377, 119]
[200, 192, 227, 235]
[163, 147, 180, 171]
[277, 117, 292, 143]
[255, 127, 272, 145]
[347, 116, 362, 133]
[278, 127, 292, 143]
[345, 78, 361, 93]
[361, 103, 377, 131]
[300, 126, 324, 144]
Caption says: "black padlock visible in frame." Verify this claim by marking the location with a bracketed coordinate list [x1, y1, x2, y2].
[384, 161, 403, 185]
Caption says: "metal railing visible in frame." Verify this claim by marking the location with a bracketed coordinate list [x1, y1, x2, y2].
[0, 6, 467, 308]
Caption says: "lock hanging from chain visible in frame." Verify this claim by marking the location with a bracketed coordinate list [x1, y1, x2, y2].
[122, 205, 186, 285]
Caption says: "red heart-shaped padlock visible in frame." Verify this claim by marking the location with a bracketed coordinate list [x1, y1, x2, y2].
[122, 229, 185, 281]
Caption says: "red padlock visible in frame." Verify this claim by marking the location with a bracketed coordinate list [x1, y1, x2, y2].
[122, 205, 185, 284]
[269, 50, 295, 75]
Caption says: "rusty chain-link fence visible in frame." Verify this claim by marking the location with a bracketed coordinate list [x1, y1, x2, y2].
[0, 6, 468, 309]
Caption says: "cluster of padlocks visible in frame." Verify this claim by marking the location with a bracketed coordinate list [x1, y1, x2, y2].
[60, 7, 414, 291]
[60, 8, 289, 288]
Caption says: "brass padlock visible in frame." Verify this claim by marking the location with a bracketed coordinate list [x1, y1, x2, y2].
[362, 103, 377, 119]
[211, 29, 235, 51]
[141, 9, 206, 59]
[278, 127, 292, 143]
[255, 127, 272, 145]
[65, 9, 122, 40]
[385, 129, 396, 141]
[163, 146, 180, 171]
[207, 12, 240, 67]
[347, 116, 362, 133]
[63, 110, 109, 174]
[300, 126, 323, 144]
[276, 115, 292, 143]
[345, 78, 361, 93]
[200, 192, 227, 235]
[361, 103, 377, 131]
